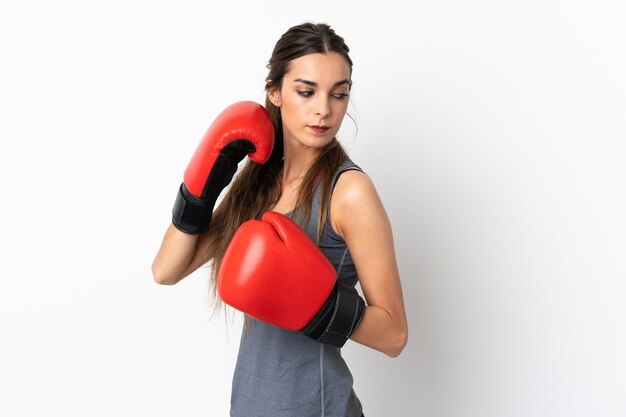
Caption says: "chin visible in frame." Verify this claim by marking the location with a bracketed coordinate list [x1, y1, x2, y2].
[307, 138, 335, 149]
[308, 131, 338, 145]
[289, 135, 334, 150]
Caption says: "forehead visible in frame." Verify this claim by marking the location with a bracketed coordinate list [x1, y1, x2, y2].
[285, 52, 351, 84]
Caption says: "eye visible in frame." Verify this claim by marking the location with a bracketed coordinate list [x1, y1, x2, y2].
[332, 93, 349, 100]
[297, 90, 314, 97]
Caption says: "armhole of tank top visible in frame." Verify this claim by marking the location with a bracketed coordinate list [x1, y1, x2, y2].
[325, 164, 365, 241]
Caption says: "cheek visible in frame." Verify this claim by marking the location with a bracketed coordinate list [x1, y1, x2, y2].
[332, 101, 349, 117]
[280, 102, 303, 130]
[281, 97, 308, 119]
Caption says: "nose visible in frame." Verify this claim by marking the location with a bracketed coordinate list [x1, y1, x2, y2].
[315, 96, 330, 118]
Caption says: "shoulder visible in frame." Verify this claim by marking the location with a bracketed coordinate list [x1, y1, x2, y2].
[330, 168, 387, 240]
[333, 168, 376, 207]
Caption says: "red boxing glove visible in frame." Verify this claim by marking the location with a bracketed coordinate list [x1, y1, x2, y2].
[172, 101, 274, 234]
[218, 211, 365, 348]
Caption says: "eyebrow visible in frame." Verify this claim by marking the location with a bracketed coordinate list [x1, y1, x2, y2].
[293, 78, 352, 88]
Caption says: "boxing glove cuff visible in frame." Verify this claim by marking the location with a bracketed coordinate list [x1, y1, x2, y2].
[172, 183, 215, 234]
[172, 139, 255, 234]
[302, 281, 365, 348]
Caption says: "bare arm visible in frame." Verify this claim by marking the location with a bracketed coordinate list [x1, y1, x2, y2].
[331, 171, 408, 357]
[151, 203, 225, 285]
[152, 101, 275, 285]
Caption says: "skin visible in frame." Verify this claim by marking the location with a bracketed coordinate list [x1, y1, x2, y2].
[267, 52, 352, 208]
[268, 52, 408, 357]
[152, 51, 408, 357]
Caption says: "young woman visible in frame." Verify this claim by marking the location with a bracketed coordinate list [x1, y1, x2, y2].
[152, 22, 408, 417]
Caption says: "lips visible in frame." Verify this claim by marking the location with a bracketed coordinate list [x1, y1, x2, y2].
[309, 125, 330, 133]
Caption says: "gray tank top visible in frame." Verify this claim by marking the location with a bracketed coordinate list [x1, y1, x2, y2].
[230, 159, 364, 417]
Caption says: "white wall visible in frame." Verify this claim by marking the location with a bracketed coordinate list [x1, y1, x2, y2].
[1, 1, 624, 416]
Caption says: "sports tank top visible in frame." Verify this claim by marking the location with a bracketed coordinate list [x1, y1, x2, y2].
[230, 159, 364, 417]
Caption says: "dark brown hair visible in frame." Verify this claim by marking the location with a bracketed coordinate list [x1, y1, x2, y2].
[207, 22, 353, 313]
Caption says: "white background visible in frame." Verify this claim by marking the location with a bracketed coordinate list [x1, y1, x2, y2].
[1, 1, 625, 416]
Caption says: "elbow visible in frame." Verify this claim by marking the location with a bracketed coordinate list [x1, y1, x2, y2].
[386, 330, 408, 358]
[151, 261, 178, 286]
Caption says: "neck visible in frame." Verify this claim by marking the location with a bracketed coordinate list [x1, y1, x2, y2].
[281, 137, 320, 185]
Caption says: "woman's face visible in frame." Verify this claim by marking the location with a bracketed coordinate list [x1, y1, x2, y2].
[268, 52, 351, 151]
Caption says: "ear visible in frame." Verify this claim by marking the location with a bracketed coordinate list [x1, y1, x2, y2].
[267, 86, 282, 107]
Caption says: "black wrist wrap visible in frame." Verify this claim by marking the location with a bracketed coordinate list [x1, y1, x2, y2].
[302, 281, 365, 348]
[171, 139, 255, 235]
[172, 183, 215, 234]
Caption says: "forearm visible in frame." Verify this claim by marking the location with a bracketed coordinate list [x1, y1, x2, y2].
[152, 102, 274, 286]
[349, 304, 408, 357]
[151, 223, 201, 285]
